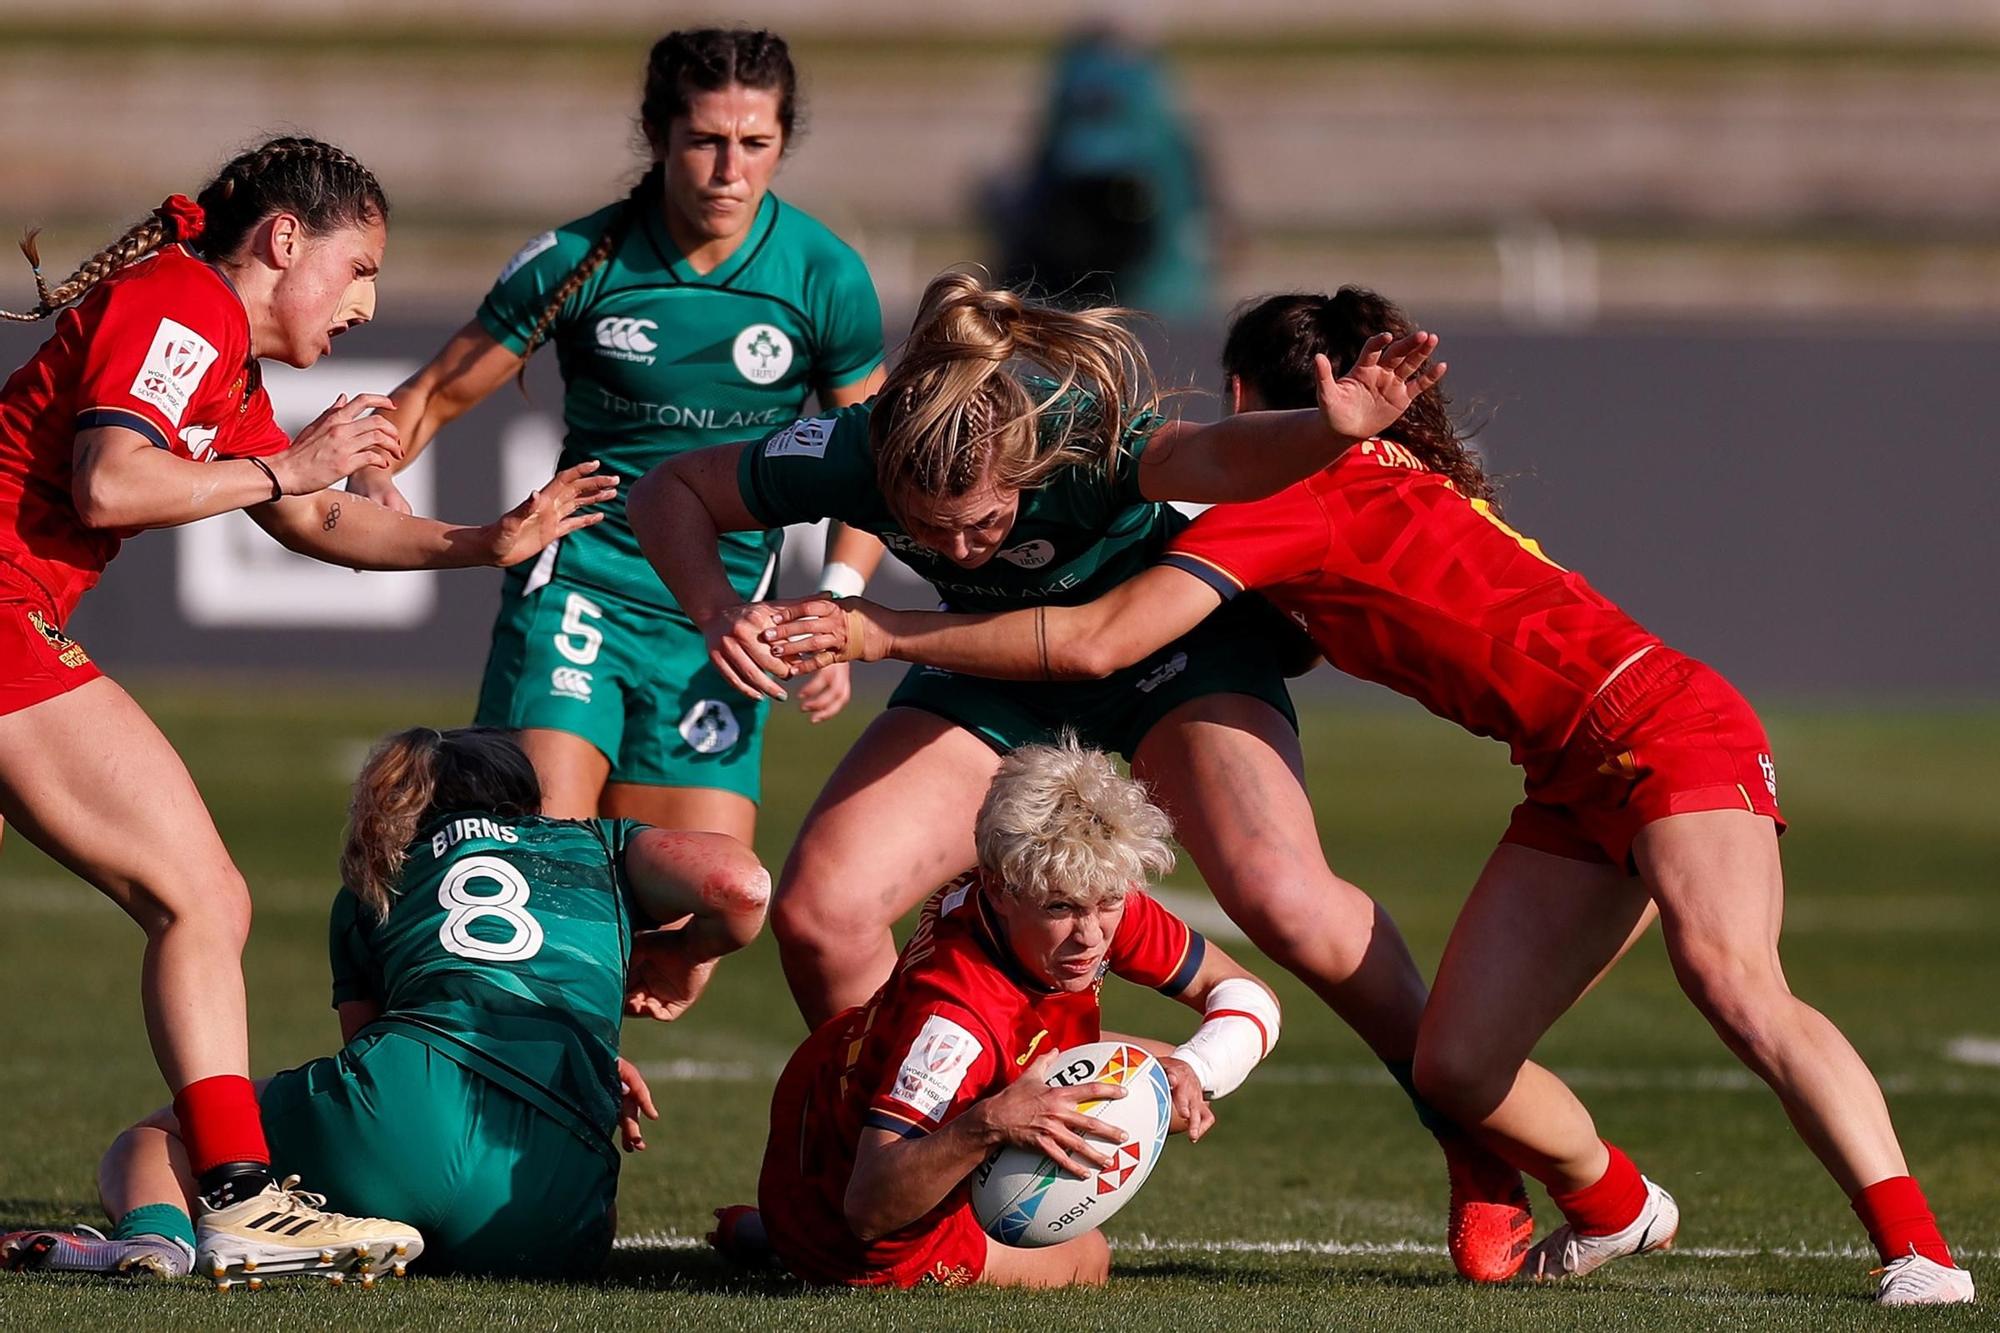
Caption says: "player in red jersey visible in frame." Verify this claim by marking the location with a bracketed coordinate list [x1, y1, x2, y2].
[0, 136, 614, 1278]
[748, 737, 1279, 1288]
[754, 290, 1975, 1306]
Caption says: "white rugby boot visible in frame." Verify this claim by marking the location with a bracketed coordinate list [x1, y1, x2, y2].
[1527, 1176, 1679, 1282]
[1874, 1248, 1976, 1306]
[195, 1175, 423, 1290]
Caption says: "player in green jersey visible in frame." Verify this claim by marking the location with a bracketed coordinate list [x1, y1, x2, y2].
[8, 726, 769, 1284]
[349, 29, 887, 843]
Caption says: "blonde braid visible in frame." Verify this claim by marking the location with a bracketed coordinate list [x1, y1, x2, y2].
[1, 216, 169, 322]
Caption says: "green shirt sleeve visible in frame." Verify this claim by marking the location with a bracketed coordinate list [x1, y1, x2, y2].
[735, 399, 886, 530]
[473, 220, 604, 355]
[808, 244, 885, 392]
[327, 889, 382, 1009]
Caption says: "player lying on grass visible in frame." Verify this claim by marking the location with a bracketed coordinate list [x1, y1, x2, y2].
[0, 726, 768, 1285]
[0, 136, 615, 1277]
[755, 290, 1976, 1306]
[734, 735, 1279, 1289]
[631, 270, 1539, 1281]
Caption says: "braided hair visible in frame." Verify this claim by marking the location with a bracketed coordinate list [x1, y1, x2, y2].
[517, 27, 801, 363]
[3, 135, 386, 323]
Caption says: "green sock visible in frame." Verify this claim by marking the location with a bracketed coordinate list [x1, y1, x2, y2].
[112, 1202, 196, 1252]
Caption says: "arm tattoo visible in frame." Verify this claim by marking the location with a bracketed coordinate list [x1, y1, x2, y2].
[1036, 605, 1050, 681]
[323, 502, 341, 531]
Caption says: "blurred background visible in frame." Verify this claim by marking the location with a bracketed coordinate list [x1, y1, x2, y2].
[2, 0, 1995, 696]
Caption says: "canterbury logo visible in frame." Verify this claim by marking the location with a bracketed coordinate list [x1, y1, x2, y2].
[244, 1211, 321, 1237]
[550, 666, 593, 701]
[595, 317, 657, 354]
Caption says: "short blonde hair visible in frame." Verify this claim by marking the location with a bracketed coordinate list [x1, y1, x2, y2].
[974, 736, 1175, 908]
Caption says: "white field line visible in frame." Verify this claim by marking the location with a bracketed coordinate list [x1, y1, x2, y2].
[1945, 1034, 2000, 1067]
[610, 1231, 1997, 1262]
[638, 1059, 2000, 1098]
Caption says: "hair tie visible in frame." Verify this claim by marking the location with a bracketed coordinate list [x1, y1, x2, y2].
[154, 194, 206, 244]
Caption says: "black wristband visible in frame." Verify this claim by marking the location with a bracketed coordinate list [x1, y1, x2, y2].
[246, 455, 283, 502]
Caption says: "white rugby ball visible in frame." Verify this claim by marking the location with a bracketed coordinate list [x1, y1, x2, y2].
[969, 1041, 1173, 1247]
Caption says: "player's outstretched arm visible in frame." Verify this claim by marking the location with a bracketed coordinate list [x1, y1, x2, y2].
[348, 321, 526, 513]
[1135, 335, 1445, 504]
[248, 460, 616, 571]
[1166, 943, 1281, 1104]
[763, 565, 1223, 682]
[844, 1051, 1128, 1243]
[629, 445, 805, 702]
[621, 830, 771, 1022]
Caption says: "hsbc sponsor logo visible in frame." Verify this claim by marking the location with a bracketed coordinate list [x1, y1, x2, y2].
[1759, 753, 1778, 799]
[891, 1014, 982, 1122]
[550, 666, 593, 701]
[594, 317, 658, 364]
[130, 318, 219, 426]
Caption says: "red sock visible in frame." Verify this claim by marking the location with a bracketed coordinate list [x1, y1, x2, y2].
[1852, 1176, 1952, 1267]
[172, 1075, 270, 1176]
[1549, 1142, 1649, 1236]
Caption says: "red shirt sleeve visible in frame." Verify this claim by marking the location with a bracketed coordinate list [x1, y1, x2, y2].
[72, 261, 244, 457]
[1106, 889, 1205, 996]
[864, 1000, 1002, 1139]
[1160, 480, 1330, 599]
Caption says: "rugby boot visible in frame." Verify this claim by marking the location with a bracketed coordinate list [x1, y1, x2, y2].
[195, 1175, 423, 1290]
[0, 1225, 192, 1278]
[1441, 1134, 1533, 1282]
[1874, 1248, 1976, 1306]
[1527, 1176, 1678, 1282]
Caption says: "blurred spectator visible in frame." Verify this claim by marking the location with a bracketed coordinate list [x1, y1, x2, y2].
[992, 25, 1217, 318]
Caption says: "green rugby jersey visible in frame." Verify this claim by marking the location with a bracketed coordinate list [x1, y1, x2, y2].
[328, 813, 652, 1149]
[737, 382, 1173, 611]
[479, 192, 883, 611]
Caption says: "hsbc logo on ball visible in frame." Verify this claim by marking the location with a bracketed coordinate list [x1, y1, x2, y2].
[594, 317, 658, 364]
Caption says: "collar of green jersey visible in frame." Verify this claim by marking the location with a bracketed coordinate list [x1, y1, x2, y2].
[638, 191, 779, 287]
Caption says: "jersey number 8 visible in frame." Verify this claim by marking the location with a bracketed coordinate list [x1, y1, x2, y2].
[437, 856, 546, 963]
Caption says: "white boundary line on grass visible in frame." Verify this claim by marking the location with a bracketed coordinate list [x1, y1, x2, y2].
[611, 1231, 1997, 1262]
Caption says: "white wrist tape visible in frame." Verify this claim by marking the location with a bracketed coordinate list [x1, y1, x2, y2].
[817, 560, 867, 600]
[1171, 977, 1279, 1100]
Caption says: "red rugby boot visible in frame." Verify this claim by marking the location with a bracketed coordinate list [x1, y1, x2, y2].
[1442, 1135, 1533, 1282]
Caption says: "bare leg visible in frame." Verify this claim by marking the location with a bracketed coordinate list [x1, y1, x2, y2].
[1636, 809, 1907, 1194]
[1414, 843, 1654, 1191]
[1132, 695, 1428, 1063]
[604, 782, 756, 843]
[100, 1107, 197, 1221]
[771, 709, 1001, 1027]
[979, 1230, 1109, 1288]
[0, 678, 252, 1092]
[517, 728, 611, 821]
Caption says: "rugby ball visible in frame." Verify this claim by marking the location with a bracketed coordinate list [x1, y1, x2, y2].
[969, 1041, 1172, 1247]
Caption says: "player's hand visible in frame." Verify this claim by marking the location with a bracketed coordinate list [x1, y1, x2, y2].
[759, 596, 891, 670]
[273, 393, 404, 495]
[625, 929, 720, 1022]
[481, 460, 618, 568]
[973, 1051, 1127, 1179]
[1314, 333, 1446, 442]
[616, 1056, 659, 1153]
[795, 659, 852, 723]
[700, 602, 794, 703]
[345, 463, 413, 515]
[1156, 1054, 1215, 1143]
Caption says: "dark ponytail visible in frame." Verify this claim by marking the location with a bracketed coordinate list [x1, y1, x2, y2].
[518, 27, 801, 365]
[1222, 288, 1494, 506]
[3, 135, 385, 323]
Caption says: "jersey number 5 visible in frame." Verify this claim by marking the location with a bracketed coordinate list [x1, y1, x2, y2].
[438, 856, 546, 963]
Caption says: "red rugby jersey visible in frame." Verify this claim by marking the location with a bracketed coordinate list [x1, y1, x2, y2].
[1163, 439, 1660, 764]
[0, 243, 289, 615]
[795, 878, 1201, 1267]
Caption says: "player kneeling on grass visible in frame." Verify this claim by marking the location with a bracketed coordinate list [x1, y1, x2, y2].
[740, 736, 1280, 1288]
[1, 726, 768, 1285]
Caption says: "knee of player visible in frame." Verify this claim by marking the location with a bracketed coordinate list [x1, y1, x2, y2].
[133, 864, 252, 945]
[1074, 1231, 1112, 1285]
[771, 881, 882, 954]
[1411, 1035, 1505, 1120]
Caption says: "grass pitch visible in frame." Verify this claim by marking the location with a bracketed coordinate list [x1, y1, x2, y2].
[0, 683, 1993, 1330]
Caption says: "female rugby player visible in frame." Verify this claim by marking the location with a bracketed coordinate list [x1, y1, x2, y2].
[0, 726, 769, 1284]
[349, 27, 888, 841]
[759, 290, 1975, 1306]
[0, 137, 614, 1276]
[756, 736, 1279, 1289]
[630, 271, 1536, 1282]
